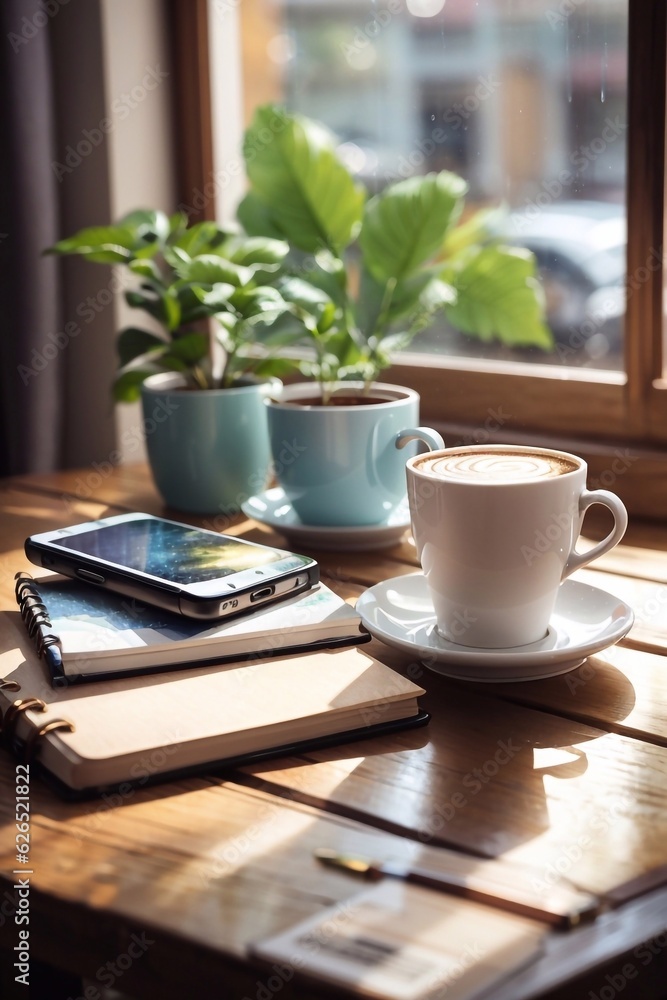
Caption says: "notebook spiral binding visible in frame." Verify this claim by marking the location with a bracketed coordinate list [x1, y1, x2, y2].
[0, 689, 76, 765]
[14, 573, 68, 684]
[21, 718, 76, 766]
[0, 574, 76, 762]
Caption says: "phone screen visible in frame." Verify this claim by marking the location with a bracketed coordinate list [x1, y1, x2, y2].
[55, 518, 286, 585]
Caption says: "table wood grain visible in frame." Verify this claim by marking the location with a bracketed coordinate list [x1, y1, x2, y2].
[2, 465, 667, 1000]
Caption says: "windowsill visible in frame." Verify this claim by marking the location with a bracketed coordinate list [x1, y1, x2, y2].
[397, 350, 627, 386]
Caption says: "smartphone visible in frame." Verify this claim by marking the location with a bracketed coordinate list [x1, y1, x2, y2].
[25, 512, 319, 620]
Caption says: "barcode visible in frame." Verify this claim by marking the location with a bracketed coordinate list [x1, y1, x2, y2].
[297, 932, 437, 981]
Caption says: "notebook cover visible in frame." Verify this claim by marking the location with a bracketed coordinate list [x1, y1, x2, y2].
[14, 573, 368, 685]
[21, 710, 431, 802]
[0, 612, 427, 799]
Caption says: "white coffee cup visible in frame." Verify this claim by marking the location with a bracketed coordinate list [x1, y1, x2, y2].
[405, 444, 628, 649]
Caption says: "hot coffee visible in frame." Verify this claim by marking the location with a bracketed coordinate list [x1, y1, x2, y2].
[406, 444, 628, 648]
[414, 449, 579, 483]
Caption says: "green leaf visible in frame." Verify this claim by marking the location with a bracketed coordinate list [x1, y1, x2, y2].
[414, 277, 457, 317]
[320, 328, 363, 367]
[237, 192, 288, 241]
[169, 211, 189, 239]
[167, 332, 209, 364]
[113, 369, 159, 402]
[128, 258, 162, 281]
[388, 271, 443, 319]
[190, 281, 236, 311]
[317, 301, 337, 333]
[338, 360, 377, 382]
[359, 171, 467, 283]
[162, 245, 191, 270]
[373, 331, 414, 355]
[276, 250, 347, 307]
[116, 327, 167, 366]
[355, 266, 387, 340]
[125, 288, 163, 321]
[229, 285, 288, 319]
[172, 220, 229, 257]
[243, 104, 365, 254]
[46, 225, 136, 260]
[274, 276, 333, 314]
[47, 216, 168, 262]
[441, 204, 508, 258]
[178, 255, 252, 286]
[444, 245, 553, 349]
[358, 278, 452, 351]
[253, 319, 311, 349]
[117, 209, 170, 246]
[215, 312, 237, 333]
[153, 354, 188, 374]
[356, 268, 444, 340]
[225, 236, 290, 267]
[249, 356, 302, 379]
[163, 288, 181, 331]
[66, 247, 133, 264]
[174, 281, 224, 324]
[125, 285, 180, 330]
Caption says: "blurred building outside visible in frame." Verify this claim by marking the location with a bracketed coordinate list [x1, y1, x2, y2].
[238, 0, 628, 370]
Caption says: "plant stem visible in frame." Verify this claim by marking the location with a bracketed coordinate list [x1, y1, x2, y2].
[375, 277, 397, 342]
[191, 365, 209, 391]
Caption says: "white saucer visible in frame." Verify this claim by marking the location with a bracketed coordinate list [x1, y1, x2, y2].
[355, 573, 634, 682]
[241, 488, 411, 551]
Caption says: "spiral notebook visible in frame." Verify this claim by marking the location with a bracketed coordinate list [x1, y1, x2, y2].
[0, 602, 427, 798]
[13, 573, 369, 685]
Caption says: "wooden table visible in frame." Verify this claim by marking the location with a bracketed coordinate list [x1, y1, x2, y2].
[2, 464, 667, 1000]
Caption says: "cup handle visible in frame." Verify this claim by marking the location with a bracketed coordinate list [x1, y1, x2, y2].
[395, 427, 445, 452]
[562, 489, 628, 579]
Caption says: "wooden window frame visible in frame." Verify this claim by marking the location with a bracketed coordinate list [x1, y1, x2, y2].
[167, 0, 216, 224]
[168, 0, 667, 518]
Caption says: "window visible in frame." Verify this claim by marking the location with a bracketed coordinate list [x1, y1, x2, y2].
[171, 0, 666, 514]
[262, 1, 628, 375]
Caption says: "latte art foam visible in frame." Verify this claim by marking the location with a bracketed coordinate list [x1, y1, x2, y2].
[417, 450, 579, 482]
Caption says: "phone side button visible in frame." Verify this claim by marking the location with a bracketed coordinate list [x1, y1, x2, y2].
[76, 568, 106, 584]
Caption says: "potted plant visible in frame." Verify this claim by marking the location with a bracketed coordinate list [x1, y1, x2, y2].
[236, 105, 552, 526]
[46, 210, 295, 514]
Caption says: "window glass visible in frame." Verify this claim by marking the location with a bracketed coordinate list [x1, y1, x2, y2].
[239, 0, 628, 372]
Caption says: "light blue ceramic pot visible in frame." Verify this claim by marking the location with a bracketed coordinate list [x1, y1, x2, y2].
[141, 373, 279, 515]
[266, 382, 443, 527]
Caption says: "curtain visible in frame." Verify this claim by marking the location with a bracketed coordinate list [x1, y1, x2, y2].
[0, 0, 64, 476]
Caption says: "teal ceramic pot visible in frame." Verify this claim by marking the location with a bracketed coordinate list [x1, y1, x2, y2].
[266, 382, 443, 527]
[141, 373, 280, 515]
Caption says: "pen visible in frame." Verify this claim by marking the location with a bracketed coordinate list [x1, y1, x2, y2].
[313, 848, 599, 929]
